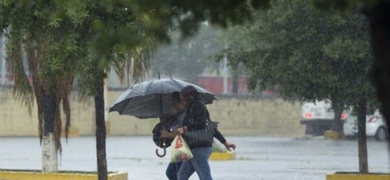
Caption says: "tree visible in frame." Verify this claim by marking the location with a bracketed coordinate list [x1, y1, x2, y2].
[224, 1, 373, 106]
[75, 7, 155, 179]
[310, 0, 390, 171]
[74, 5, 152, 180]
[0, 0, 90, 172]
[220, 0, 377, 172]
[311, 0, 390, 151]
[0, 1, 153, 179]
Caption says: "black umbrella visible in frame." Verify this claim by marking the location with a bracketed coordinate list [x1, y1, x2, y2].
[109, 78, 216, 119]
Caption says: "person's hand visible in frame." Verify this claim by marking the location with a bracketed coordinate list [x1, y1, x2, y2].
[176, 126, 188, 135]
[160, 129, 170, 138]
[224, 142, 236, 151]
[176, 127, 185, 135]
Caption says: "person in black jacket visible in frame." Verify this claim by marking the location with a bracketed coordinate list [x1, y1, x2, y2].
[176, 85, 235, 180]
[160, 91, 235, 180]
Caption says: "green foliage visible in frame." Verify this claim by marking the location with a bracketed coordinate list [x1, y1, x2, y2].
[312, 0, 382, 12]
[222, 0, 377, 108]
[312, 0, 352, 11]
[70, 0, 266, 55]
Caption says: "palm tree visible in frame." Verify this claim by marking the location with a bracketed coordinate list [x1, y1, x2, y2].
[3, 1, 81, 172]
[1, 2, 156, 178]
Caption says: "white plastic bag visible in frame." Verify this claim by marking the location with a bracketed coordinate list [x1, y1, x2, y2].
[170, 135, 193, 163]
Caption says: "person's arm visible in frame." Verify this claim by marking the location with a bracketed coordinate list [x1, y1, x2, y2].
[177, 101, 207, 135]
[214, 129, 226, 144]
[214, 129, 236, 151]
[186, 101, 208, 131]
[160, 129, 177, 138]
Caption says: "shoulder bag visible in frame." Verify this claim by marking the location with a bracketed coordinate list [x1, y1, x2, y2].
[183, 101, 218, 147]
[183, 120, 218, 147]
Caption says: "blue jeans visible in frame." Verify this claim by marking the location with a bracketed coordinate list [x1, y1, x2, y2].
[177, 146, 213, 180]
[166, 162, 182, 180]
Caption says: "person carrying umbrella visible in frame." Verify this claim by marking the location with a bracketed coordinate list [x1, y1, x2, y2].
[174, 85, 236, 180]
[153, 92, 184, 180]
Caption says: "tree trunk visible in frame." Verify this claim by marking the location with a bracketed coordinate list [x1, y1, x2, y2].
[332, 102, 344, 139]
[41, 88, 58, 172]
[366, 1, 390, 147]
[95, 77, 108, 180]
[357, 98, 368, 173]
[330, 99, 344, 139]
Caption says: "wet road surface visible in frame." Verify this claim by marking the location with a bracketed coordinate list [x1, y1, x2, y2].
[0, 136, 389, 180]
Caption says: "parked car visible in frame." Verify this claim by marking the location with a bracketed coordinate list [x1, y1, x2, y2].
[301, 100, 349, 136]
[343, 111, 388, 141]
[301, 100, 389, 140]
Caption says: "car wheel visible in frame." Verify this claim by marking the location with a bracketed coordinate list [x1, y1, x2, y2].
[375, 127, 388, 141]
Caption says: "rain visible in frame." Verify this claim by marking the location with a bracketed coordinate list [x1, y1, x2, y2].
[0, 1, 390, 180]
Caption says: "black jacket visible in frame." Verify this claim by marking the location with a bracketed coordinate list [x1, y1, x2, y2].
[182, 99, 226, 148]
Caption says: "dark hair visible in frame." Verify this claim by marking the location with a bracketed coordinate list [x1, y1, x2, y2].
[172, 92, 181, 103]
[180, 85, 199, 100]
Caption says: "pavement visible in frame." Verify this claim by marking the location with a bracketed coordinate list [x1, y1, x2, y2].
[0, 136, 389, 180]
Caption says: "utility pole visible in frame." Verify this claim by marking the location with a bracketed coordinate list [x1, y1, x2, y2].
[1, 36, 6, 86]
[223, 43, 228, 94]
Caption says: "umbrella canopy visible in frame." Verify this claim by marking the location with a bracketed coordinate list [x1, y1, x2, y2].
[109, 78, 216, 119]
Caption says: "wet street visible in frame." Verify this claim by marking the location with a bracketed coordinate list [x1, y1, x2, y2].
[0, 136, 389, 180]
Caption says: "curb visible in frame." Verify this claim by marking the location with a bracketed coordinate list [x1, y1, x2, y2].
[0, 170, 128, 180]
[209, 152, 236, 160]
[327, 172, 390, 180]
[324, 130, 339, 140]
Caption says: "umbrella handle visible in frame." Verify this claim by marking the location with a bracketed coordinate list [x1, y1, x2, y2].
[155, 147, 166, 157]
[156, 142, 167, 157]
